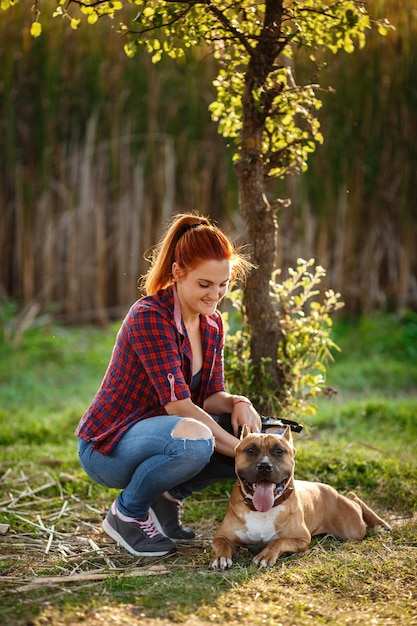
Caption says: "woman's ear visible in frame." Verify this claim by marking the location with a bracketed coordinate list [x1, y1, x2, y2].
[172, 262, 182, 282]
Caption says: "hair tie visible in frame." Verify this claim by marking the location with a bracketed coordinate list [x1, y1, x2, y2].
[187, 222, 205, 231]
[180, 222, 206, 239]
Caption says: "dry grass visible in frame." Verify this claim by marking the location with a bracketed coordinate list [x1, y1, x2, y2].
[0, 465, 178, 583]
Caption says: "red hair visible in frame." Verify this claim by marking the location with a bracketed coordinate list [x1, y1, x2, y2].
[143, 213, 252, 295]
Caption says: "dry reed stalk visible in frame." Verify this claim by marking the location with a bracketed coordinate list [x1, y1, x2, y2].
[115, 130, 133, 307]
[95, 201, 108, 325]
[64, 210, 77, 322]
[16, 123, 183, 322]
[127, 161, 144, 301]
[77, 117, 96, 320]
[13, 165, 32, 303]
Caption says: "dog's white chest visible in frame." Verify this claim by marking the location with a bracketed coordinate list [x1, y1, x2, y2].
[237, 506, 285, 544]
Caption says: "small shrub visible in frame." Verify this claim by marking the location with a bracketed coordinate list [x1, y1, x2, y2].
[224, 258, 344, 419]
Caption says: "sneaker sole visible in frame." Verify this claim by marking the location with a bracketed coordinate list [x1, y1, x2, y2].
[102, 518, 175, 557]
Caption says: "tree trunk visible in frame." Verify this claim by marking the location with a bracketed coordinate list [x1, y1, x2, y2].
[237, 161, 281, 388]
[235, 0, 285, 405]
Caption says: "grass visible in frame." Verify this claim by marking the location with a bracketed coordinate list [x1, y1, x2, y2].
[0, 311, 416, 625]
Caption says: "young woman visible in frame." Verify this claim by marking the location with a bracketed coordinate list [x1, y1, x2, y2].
[75, 213, 261, 557]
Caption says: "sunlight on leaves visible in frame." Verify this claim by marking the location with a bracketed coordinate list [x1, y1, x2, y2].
[30, 21, 42, 37]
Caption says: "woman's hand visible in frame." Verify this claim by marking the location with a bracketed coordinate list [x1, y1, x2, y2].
[231, 396, 262, 436]
[202, 391, 262, 441]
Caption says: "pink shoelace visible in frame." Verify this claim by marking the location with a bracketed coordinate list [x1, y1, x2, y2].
[113, 501, 161, 539]
[137, 516, 160, 539]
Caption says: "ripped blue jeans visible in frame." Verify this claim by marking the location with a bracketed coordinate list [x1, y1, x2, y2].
[78, 415, 234, 518]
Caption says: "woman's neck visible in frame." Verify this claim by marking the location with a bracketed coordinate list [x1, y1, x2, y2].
[183, 315, 200, 333]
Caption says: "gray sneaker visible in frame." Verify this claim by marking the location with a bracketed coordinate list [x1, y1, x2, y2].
[150, 495, 195, 540]
[102, 500, 176, 556]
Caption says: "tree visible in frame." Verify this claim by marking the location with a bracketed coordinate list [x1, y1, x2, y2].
[4, 0, 392, 406]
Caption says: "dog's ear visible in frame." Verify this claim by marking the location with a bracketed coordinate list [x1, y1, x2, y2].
[282, 425, 293, 443]
[241, 424, 251, 439]
[281, 426, 297, 454]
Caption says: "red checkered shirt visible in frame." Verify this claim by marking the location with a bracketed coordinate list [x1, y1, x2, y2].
[75, 285, 226, 455]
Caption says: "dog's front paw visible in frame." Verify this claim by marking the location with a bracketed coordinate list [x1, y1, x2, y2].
[210, 556, 233, 570]
[211, 535, 235, 570]
[252, 548, 279, 568]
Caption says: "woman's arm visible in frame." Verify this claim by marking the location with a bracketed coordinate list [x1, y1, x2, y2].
[203, 391, 262, 436]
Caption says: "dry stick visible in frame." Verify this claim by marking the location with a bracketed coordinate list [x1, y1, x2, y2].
[1, 468, 162, 579]
[10, 513, 66, 538]
[79, 521, 101, 531]
[45, 524, 55, 554]
[54, 500, 69, 521]
[57, 543, 75, 557]
[1, 481, 58, 507]
[11, 564, 170, 593]
[1, 498, 55, 510]
[36, 514, 46, 530]
[0, 468, 12, 483]
[70, 493, 103, 514]
[88, 538, 116, 569]
[11, 302, 41, 347]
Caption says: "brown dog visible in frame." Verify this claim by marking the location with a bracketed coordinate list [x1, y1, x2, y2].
[210, 425, 391, 569]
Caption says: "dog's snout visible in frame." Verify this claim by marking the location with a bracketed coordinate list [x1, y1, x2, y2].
[256, 461, 273, 473]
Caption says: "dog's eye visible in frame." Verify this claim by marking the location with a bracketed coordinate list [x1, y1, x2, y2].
[244, 446, 258, 456]
[273, 446, 285, 457]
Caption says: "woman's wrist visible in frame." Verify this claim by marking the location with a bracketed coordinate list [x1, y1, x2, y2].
[232, 395, 253, 407]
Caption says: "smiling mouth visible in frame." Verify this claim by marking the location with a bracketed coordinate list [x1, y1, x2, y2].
[241, 477, 288, 498]
[238, 476, 290, 512]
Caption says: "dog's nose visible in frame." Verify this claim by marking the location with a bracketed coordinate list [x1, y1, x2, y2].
[256, 461, 273, 473]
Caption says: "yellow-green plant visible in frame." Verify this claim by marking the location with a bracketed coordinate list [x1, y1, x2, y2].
[224, 259, 344, 418]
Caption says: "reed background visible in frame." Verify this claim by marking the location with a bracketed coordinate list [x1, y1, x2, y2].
[0, 0, 416, 324]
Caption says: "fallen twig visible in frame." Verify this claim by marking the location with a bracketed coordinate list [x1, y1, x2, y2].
[8, 564, 170, 593]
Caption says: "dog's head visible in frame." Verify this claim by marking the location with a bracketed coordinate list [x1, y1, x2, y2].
[235, 425, 295, 512]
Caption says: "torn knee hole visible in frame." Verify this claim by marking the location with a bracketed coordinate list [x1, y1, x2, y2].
[173, 419, 212, 440]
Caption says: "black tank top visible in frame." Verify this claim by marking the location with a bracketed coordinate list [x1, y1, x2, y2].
[190, 368, 202, 392]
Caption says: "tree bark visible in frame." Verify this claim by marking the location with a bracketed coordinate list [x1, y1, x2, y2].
[235, 1, 285, 403]
[237, 163, 280, 381]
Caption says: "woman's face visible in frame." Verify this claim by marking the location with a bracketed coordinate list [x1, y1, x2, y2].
[173, 258, 231, 321]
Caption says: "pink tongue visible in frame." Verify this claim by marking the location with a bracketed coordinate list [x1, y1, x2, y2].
[252, 483, 275, 512]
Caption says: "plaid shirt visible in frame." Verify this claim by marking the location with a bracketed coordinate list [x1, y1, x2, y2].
[75, 285, 226, 455]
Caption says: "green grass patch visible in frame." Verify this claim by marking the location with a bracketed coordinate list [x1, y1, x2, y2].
[326, 310, 417, 394]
